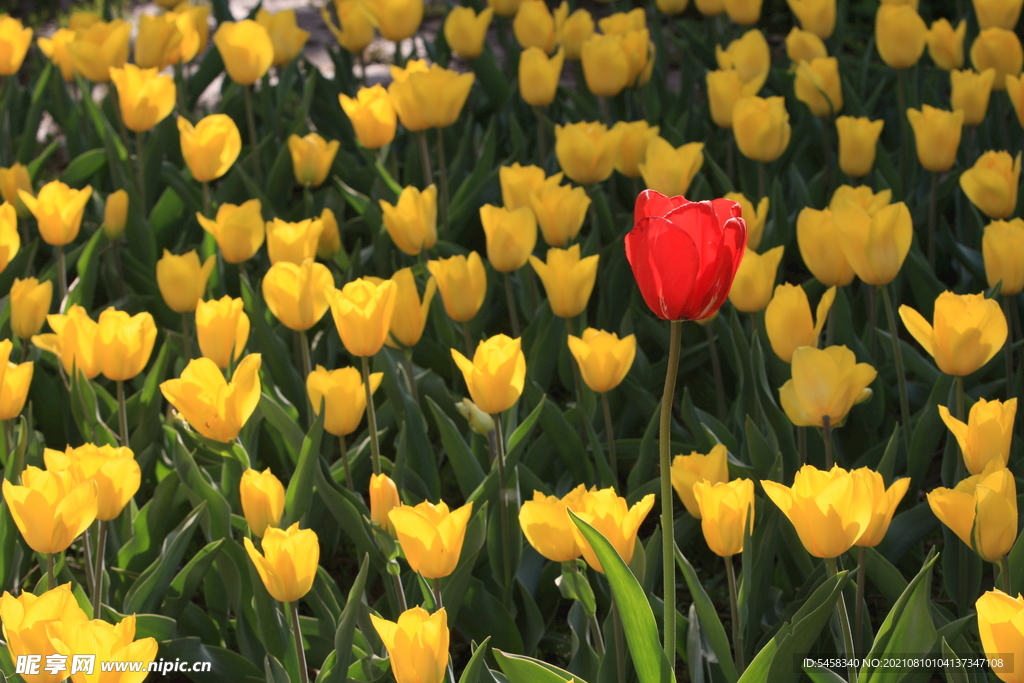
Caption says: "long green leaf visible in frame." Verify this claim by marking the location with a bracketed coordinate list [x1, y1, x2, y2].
[282, 403, 325, 527]
[675, 547, 740, 683]
[492, 650, 586, 683]
[123, 501, 207, 614]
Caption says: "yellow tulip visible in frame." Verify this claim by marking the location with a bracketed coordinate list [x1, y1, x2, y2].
[157, 249, 216, 313]
[109, 64, 176, 133]
[0, 584, 89, 683]
[2, 466, 97, 554]
[657, 0, 690, 15]
[580, 34, 630, 97]
[196, 296, 250, 368]
[266, 217, 324, 265]
[96, 308, 157, 382]
[693, 479, 755, 556]
[262, 259, 333, 332]
[135, 13, 184, 70]
[389, 500, 473, 578]
[519, 486, 587, 562]
[451, 334, 526, 414]
[197, 199, 265, 264]
[794, 57, 843, 116]
[318, 207, 341, 260]
[765, 283, 837, 363]
[529, 173, 591, 247]
[0, 203, 17, 273]
[927, 19, 966, 70]
[160, 354, 262, 442]
[520, 47, 564, 107]
[976, 590, 1024, 683]
[370, 473, 401, 533]
[835, 116, 884, 178]
[852, 468, 910, 547]
[480, 204, 538, 273]
[554, 121, 622, 185]
[371, 607, 450, 683]
[380, 185, 437, 256]
[32, 305, 101, 379]
[388, 62, 475, 131]
[103, 189, 129, 240]
[0, 162, 32, 217]
[288, 133, 340, 187]
[716, 29, 770, 94]
[514, 0, 556, 53]
[779, 345, 877, 428]
[875, 4, 927, 69]
[724, 0, 762, 25]
[18, 180, 92, 246]
[960, 151, 1022, 219]
[732, 96, 791, 163]
[529, 244, 599, 318]
[63, 616, 158, 680]
[178, 114, 242, 183]
[567, 328, 636, 393]
[638, 137, 705, 198]
[328, 278, 397, 357]
[1009, 74, 1024, 128]
[255, 8, 310, 66]
[724, 192, 769, 250]
[239, 468, 285, 537]
[340, 85, 397, 150]
[571, 487, 655, 572]
[0, 360, 32, 421]
[618, 29, 654, 89]
[554, 3, 594, 59]
[307, 365, 383, 436]
[322, 0, 375, 54]
[671, 444, 730, 518]
[900, 291, 1007, 377]
[613, 120, 660, 178]
[830, 184, 892, 215]
[927, 462, 1017, 563]
[785, 27, 828, 63]
[983, 219, 1024, 295]
[66, 19, 131, 83]
[0, 15, 31, 74]
[43, 443, 140, 521]
[384, 268, 436, 349]
[970, 28, 1023, 90]
[176, 3, 212, 57]
[762, 464, 873, 557]
[952, 68, 997, 126]
[974, 0, 1023, 30]
[706, 69, 755, 129]
[728, 246, 785, 313]
[214, 20, 274, 85]
[38, 28, 76, 81]
[598, 9, 645, 34]
[371, 0, 424, 42]
[940, 398, 1016, 475]
[244, 522, 319, 602]
[444, 6, 493, 59]
[831, 201, 912, 285]
[787, 0, 835, 38]
[500, 163, 547, 210]
[427, 252, 487, 322]
[489, 0, 524, 18]
[10, 278, 52, 339]
[696, 0, 726, 16]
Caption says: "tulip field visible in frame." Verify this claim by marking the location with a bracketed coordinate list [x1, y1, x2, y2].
[1, 0, 1024, 680]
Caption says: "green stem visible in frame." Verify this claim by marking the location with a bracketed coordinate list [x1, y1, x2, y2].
[436, 127, 449, 233]
[243, 85, 263, 185]
[504, 272, 521, 338]
[535, 106, 547, 169]
[299, 330, 313, 425]
[117, 380, 129, 449]
[880, 285, 913, 461]
[182, 313, 193, 360]
[725, 554, 744, 671]
[826, 556, 858, 683]
[202, 181, 211, 218]
[92, 521, 106, 618]
[601, 392, 618, 485]
[572, 561, 605, 658]
[855, 545, 866, 655]
[403, 350, 419, 403]
[928, 172, 937, 268]
[47, 553, 55, 591]
[489, 417, 511, 587]
[822, 415, 834, 469]
[433, 578, 457, 683]
[56, 246, 67, 306]
[798, 426, 806, 466]
[418, 131, 433, 187]
[757, 162, 765, 199]
[361, 355, 382, 475]
[290, 600, 310, 683]
[136, 131, 146, 211]
[390, 567, 408, 613]
[83, 526, 94, 608]
[339, 434, 353, 490]
[462, 321, 474, 356]
[705, 323, 727, 422]
[1004, 296, 1015, 400]
[660, 320, 683, 668]
[897, 69, 908, 188]
[867, 285, 877, 361]
[999, 556, 1011, 593]
[612, 596, 627, 683]
[955, 375, 965, 480]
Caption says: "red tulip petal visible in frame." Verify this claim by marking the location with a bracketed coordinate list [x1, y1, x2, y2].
[625, 216, 699, 320]
[634, 189, 690, 225]
[693, 215, 748, 319]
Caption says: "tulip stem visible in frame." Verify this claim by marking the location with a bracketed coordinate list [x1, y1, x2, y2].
[361, 355, 382, 475]
[855, 545, 866, 656]
[182, 313, 193, 360]
[826, 556, 858, 683]
[202, 182, 211, 218]
[83, 526, 95, 604]
[390, 564, 409, 613]
[660, 320, 683, 669]
[797, 427, 806, 466]
[489, 416, 512, 589]
[46, 553, 55, 591]
[432, 578, 457, 683]
[136, 131, 146, 211]
[705, 323, 727, 423]
[436, 127, 449, 232]
[725, 554, 744, 671]
[956, 370, 968, 616]
[92, 521, 106, 618]
[535, 106, 547, 169]
[243, 85, 263, 185]
[56, 246, 68, 306]
[567, 318, 603, 484]
[612, 596, 627, 683]
[1004, 296, 1015, 400]
[757, 162, 765, 200]
[504, 273, 521, 338]
[821, 415, 834, 469]
[117, 380, 129, 449]
[927, 172, 937, 268]
[418, 131, 433, 187]
[896, 69, 908, 188]
[601, 392, 618, 485]
[999, 556, 1012, 593]
[954, 375, 965, 480]
[462, 321, 474, 356]
[289, 601, 309, 683]
[339, 434, 354, 490]
[403, 350, 419, 403]
[572, 561, 605, 658]
[879, 285, 913, 461]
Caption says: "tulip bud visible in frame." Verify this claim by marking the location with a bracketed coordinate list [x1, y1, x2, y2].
[832, 201, 912, 285]
[66, 19, 131, 83]
[571, 487, 655, 572]
[693, 479, 755, 556]
[983, 219, 1024, 296]
[940, 397, 1017, 475]
[263, 259, 334, 331]
[927, 462, 1017, 563]
[780, 346, 877, 428]
[177, 3, 212, 56]
[530, 244, 600, 318]
[787, 0, 835, 38]
[976, 590, 1024, 674]
[0, 360, 33, 421]
[178, 114, 242, 183]
[952, 68, 997, 126]
[598, 9, 646, 34]
[157, 250, 216, 313]
[445, 6, 493, 59]
[390, 500, 473, 578]
[244, 522, 320, 602]
[765, 283, 836, 363]
[0, 163, 32, 217]
[96, 308, 158, 382]
[255, 8, 310, 66]
[514, 0, 556, 53]
[0, 584, 90, 679]
[835, 116, 884, 177]
[638, 137, 705, 199]
[554, 3, 594, 59]
[2, 466, 97, 554]
[613, 120, 660, 178]
[196, 296, 250, 368]
[785, 27, 828, 63]
[724, 0, 762, 25]
[340, 86, 397, 150]
[0, 15, 32, 75]
[371, 607, 450, 683]
[214, 20, 274, 85]
[529, 174, 591, 247]
[706, 70, 748, 129]
[716, 29, 770, 94]
[451, 334, 527, 415]
[875, 4, 927, 69]
[489, 0, 524, 18]
[384, 268, 436, 349]
[724, 192, 768, 250]
[109, 64, 176, 133]
[379, 185, 438, 257]
[288, 133, 340, 187]
[388, 62, 475, 131]
[322, 0, 375, 54]
[0, 203, 19, 273]
[926, 18, 966, 70]
[580, 35, 630, 97]
[161, 355, 262, 442]
[239, 468, 285, 537]
[328, 278, 398, 357]
[728, 246, 784, 313]
[480, 204, 538, 273]
[794, 57, 843, 116]
[38, 28, 77, 81]
[970, 28, 1023, 89]
[616, 30, 653, 89]
[670, 444, 729, 517]
[369, 473, 401, 533]
[135, 13, 184, 71]
[456, 397, 496, 435]
[428, 252, 488, 322]
[520, 47, 564, 106]
[567, 328, 636, 393]
[372, 0, 424, 42]
[973, 0, 1023, 30]
[318, 207, 342, 260]
[266, 218, 324, 265]
[905, 105, 964, 173]
[657, 0, 690, 15]
[45, 444, 141, 521]
[500, 163, 547, 210]
[102, 189, 129, 240]
[695, 0, 726, 15]
[19, 180, 92, 247]
[554, 121, 623, 185]
[32, 305, 102, 379]
[900, 291, 1007, 377]
[796, 207, 856, 287]
[519, 486, 587, 561]
[197, 199, 266, 264]
[10, 278, 52, 339]
[307, 365, 383, 436]
[960, 151, 1022, 219]
[732, 96, 791, 163]
[830, 184, 892, 215]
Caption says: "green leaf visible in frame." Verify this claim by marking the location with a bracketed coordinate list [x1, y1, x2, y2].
[571, 511, 672, 683]
[458, 637, 492, 683]
[167, 426, 233, 542]
[258, 393, 304, 464]
[161, 539, 225, 619]
[123, 501, 208, 614]
[159, 638, 265, 683]
[427, 396, 485, 498]
[492, 650, 587, 683]
[940, 637, 968, 683]
[60, 149, 107, 187]
[907, 374, 953, 485]
[282, 404, 325, 528]
[675, 547, 739, 683]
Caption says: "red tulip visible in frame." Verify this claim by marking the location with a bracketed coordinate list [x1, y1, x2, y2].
[625, 190, 748, 321]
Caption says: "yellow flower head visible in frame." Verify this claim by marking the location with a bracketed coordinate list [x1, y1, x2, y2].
[728, 246, 785, 313]
[239, 468, 285, 537]
[960, 151, 1022, 219]
[480, 204, 538, 273]
[571, 487, 655, 572]
[638, 137, 705, 199]
[2, 466, 97, 554]
[900, 291, 1008, 377]
[939, 398, 1017, 476]
[388, 62, 475, 131]
[831, 201, 912, 286]
[389, 500, 474, 578]
[693, 479, 755, 556]
[197, 199, 265, 264]
[19, 180, 92, 247]
[160, 355, 263, 443]
[852, 468, 910, 547]
[340, 85, 397, 150]
[444, 6, 493, 59]
[266, 217, 324, 265]
[244, 522, 320, 602]
[529, 244, 599, 318]
[380, 185, 438, 256]
[263, 259, 334, 332]
[32, 305, 101, 379]
[732, 96, 791, 163]
[66, 19, 131, 83]
[370, 607, 450, 683]
[519, 485, 588, 562]
[109, 64, 176, 133]
[157, 249, 216, 313]
[328, 278, 397, 357]
[196, 295, 250, 368]
[44, 443, 140, 521]
[835, 116, 884, 178]
[307, 365, 383, 437]
[779, 345, 877, 427]
[451, 334, 527, 415]
[255, 8, 310, 66]
[927, 18, 966, 70]
[724, 192, 769, 250]
[178, 114, 242, 183]
[554, 121, 623, 185]
[529, 174, 591, 247]
[214, 19, 274, 85]
[9, 277, 52, 339]
[288, 133, 340, 187]
[428, 252, 487, 322]
[928, 462, 1017, 563]
[95, 308, 157, 382]
[765, 283, 836, 363]
[983, 219, 1024, 296]
[671, 444, 730, 518]
[567, 328, 636, 393]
